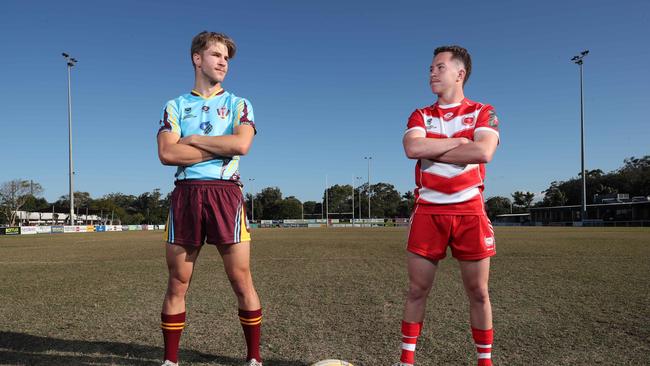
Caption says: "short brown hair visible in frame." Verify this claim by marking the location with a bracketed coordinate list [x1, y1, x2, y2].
[434, 45, 472, 85]
[191, 31, 236, 66]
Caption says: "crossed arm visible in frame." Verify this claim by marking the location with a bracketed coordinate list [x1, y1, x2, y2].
[403, 129, 499, 164]
[157, 125, 255, 166]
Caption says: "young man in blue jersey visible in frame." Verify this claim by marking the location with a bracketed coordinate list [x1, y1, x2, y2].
[156, 31, 262, 366]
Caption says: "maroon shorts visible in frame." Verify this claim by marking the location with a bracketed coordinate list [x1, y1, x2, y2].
[164, 180, 251, 246]
[407, 214, 495, 261]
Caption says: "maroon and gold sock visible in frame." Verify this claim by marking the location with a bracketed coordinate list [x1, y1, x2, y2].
[238, 308, 262, 361]
[161, 312, 186, 363]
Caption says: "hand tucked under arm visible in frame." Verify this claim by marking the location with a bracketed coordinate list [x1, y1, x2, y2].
[403, 130, 469, 160]
[179, 125, 255, 157]
[157, 131, 215, 166]
[436, 131, 499, 164]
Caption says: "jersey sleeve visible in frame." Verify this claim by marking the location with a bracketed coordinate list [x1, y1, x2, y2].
[234, 98, 256, 134]
[474, 104, 500, 141]
[405, 110, 426, 136]
[157, 100, 181, 136]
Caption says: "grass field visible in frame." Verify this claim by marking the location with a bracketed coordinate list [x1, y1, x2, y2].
[1, 227, 649, 365]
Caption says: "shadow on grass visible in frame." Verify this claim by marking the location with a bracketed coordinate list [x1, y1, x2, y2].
[0, 331, 308, 366]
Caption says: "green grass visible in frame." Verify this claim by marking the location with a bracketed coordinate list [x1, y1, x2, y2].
[1, 227, 649, 365]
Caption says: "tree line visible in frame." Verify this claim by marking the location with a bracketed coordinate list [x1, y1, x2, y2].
[484, 155, 649, 219]
[2, 155, 647, 225]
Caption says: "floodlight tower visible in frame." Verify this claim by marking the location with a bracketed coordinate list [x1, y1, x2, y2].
[62, 53, 77, 224]
[364, 156, 372, 222]
[571, 50, 589, 222]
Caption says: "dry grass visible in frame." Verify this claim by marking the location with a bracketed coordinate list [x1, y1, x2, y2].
[0, 227, 649, 365]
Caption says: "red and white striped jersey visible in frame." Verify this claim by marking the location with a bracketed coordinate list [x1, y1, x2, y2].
[405, 98, 499, 215]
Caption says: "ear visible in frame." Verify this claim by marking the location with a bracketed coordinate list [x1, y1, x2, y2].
[193, 53, 201, 68]
[457, 68, 466, 83]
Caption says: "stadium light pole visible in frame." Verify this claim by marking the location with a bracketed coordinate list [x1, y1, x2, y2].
[351, 176, 355, 226]
[364, 156, 372, 223]
[248, 178, 255, 222]
[355, 177, 363, 224]
[571, 50, 589, 222]
[325, 175, 329, 226]
[62, 52, 77, 225]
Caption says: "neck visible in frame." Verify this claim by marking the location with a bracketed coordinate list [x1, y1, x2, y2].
[193, 75, 222, 97]
[436, 87, 465, 105]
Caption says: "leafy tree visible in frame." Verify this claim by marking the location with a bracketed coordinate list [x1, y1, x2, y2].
[485, 196, 512, 220]
[370, 182, 401, 218]
[397, 191, 415, 218]
[323, 184, 353, 218]
[512, 191, 535, 208]
[280, 196, 302, 219]
[0, 179, 44, 226]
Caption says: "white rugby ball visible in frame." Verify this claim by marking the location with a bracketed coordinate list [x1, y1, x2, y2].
[312, 360, 354, 366]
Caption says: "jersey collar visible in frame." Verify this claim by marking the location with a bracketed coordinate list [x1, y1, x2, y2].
[191, 88, 225, 99]
[435, 98, 466, 109]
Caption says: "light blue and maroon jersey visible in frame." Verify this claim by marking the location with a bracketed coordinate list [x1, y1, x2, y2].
[157, 89, 256, 182]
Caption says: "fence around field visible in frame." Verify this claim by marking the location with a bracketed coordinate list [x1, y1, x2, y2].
[251, 218, 409, 228]
[0, 224, 165, 236]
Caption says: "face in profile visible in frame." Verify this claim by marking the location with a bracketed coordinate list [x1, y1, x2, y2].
[429, 51, 464, 95]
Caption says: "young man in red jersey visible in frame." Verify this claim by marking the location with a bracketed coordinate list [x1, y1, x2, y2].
[394, 45, 500, 366]
[157, 31, 262, 366]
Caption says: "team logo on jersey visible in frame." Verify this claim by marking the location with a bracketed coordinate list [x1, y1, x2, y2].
[202, 105, 210, 112]
[217, 106, 230, 119]
[184, 107, 192, 113]
[463, 116, 475, 126]
[443, 112, 454, 121]
[488, 110, 499, 128]
[484, 236, 495, 249]
[425, 117, 434, 127]
[200, 121, 213, 135]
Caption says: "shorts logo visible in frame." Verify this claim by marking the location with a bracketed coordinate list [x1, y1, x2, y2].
[217, 106, 230, 119]
[202, 105, 210, 112]
[463, 116, 475, 125]
[485, 236, 495, 249]
[200, 121, 213, 135]
[443, 112, 454, 121]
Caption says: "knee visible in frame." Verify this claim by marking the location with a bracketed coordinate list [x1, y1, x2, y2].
[466, 285, 490, 304]
[228, 268, 253, 296]
[407, 282, 431, 302]
[167, 276, 190, 298]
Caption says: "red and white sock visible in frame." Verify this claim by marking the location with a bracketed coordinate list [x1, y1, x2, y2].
[161, 312, 186, 363]
[471, 327, 493, 366]
[400, 321, 422, 365]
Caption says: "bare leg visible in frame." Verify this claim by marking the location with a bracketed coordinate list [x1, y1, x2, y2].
[162, 243, 201, 314]
[402, 252, 439, 323]
[459, 257, 492, 329]
[217, 241, 261, 310]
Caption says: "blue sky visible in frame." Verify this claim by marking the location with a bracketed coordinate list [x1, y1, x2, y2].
[1, 0, 648, 203]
